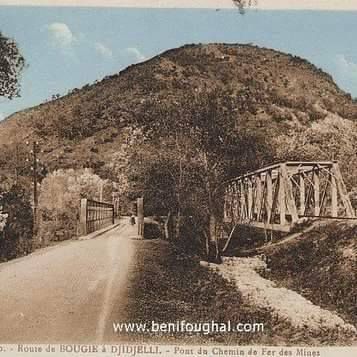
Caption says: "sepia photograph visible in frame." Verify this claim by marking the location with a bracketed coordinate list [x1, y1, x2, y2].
[0, 1, 356, 356]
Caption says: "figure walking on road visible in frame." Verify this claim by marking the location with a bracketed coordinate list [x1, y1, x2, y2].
[130, 214, 136, 225]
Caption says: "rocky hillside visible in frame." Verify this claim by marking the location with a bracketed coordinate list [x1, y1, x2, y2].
[1, 43, 357, 188]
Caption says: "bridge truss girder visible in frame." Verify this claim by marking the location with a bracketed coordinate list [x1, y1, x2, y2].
[224, 161, 355, 232]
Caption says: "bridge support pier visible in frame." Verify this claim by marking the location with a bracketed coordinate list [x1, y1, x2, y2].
[137, 197, 144, 239]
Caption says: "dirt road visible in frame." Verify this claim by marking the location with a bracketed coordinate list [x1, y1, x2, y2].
[0, 222, 136, 343]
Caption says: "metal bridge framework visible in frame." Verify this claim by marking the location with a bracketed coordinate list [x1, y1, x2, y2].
[223, 161, 355, 232]
[79, 198, 114, 235]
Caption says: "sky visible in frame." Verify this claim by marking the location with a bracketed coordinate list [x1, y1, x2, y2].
[0, 5, 357, 120]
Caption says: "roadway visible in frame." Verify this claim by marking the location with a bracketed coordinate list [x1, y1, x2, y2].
[0, 221, 136, 343]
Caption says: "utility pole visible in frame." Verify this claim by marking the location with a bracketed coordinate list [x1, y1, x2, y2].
[15, 145, 19, 184]
[26, 141, 40, 232]
[33, 141, 39, 231]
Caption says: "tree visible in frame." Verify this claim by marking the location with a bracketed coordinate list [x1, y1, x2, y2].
[232, 0, 257, 14]
[178, 90, 272, 261]
[0, 31, 25, 99]
[37, 168, 111, 245]
[131, 89, 273, 261]
[126, 136, 200, 243]
[0, 185, 33, 261]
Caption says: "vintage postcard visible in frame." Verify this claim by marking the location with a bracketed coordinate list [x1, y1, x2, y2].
[0, 1, 356, 356]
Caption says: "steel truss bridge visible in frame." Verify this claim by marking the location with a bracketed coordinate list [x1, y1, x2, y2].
[223, 161, 356, 233]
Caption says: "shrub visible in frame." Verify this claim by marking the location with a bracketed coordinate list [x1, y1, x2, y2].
[0, 185, 33, 261]
[37, 168, 111, 245]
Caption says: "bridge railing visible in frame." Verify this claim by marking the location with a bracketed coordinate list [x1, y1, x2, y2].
[79, 198, 114, 236]
[224, 161, 355, 232]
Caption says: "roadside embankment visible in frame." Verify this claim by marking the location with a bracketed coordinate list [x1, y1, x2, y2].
[262, 222, 357, 327]
[117, 237, 355, 345]
[206, 256, 356, 346]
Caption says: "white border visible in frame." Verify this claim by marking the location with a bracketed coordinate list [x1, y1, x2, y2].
[0, 0, 357, 10]
[1, 344, 357, 357]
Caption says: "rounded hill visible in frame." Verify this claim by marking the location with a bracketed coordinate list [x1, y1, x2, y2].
[1, 43, 357, 187]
